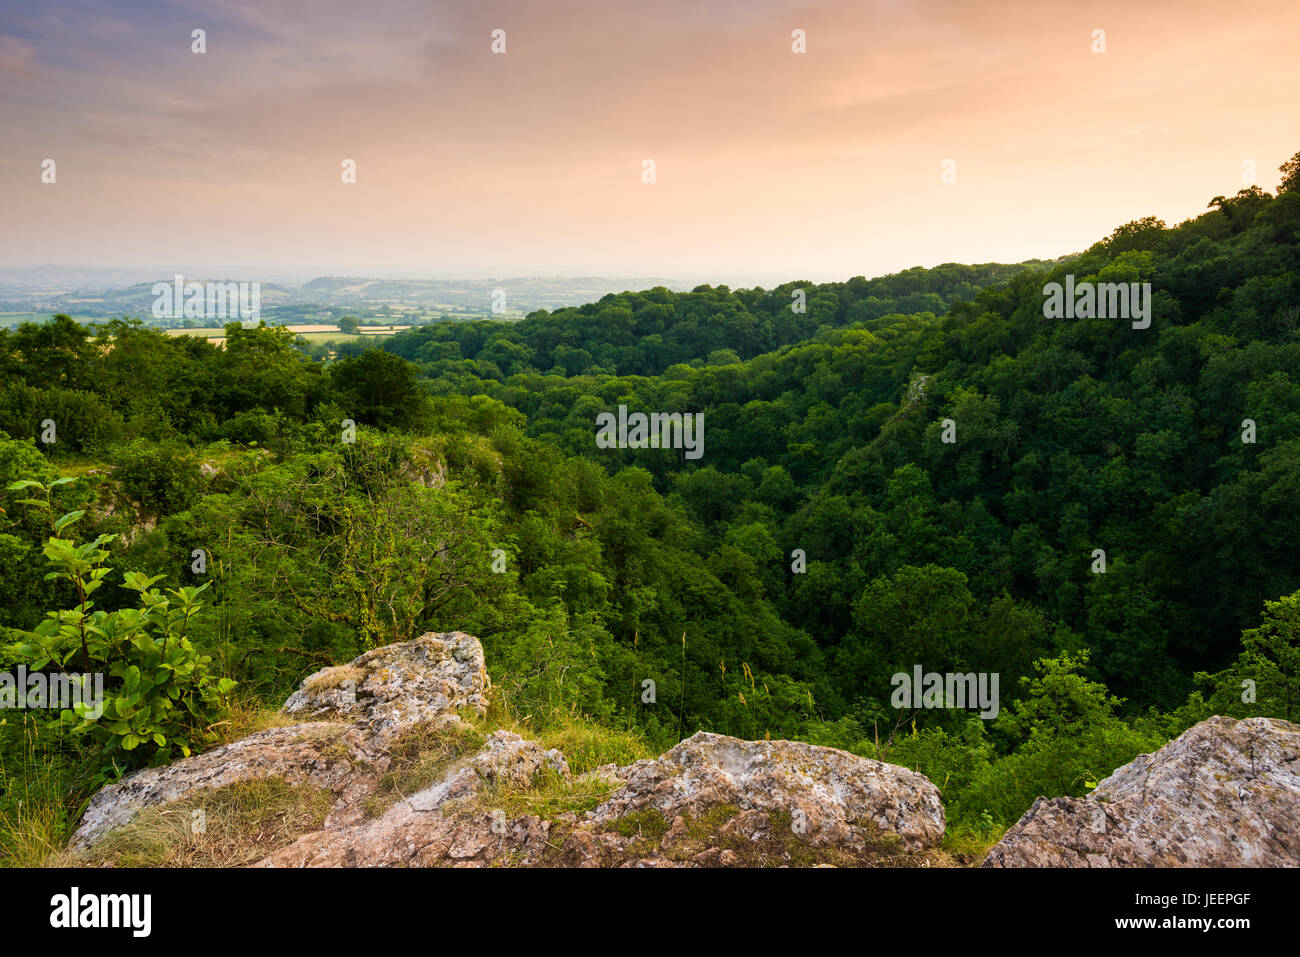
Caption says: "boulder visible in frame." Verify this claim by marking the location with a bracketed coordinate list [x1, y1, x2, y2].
[282, 631, 490, 746]
[71, 631, 947, 867]
[983, 715, 1300, 867]
[69, 631, 490, 850]
[258, 730, 946, 868]
[69, 722, 365, 850]
[256, 730, 569, 867]
[588, 731, 945, 854]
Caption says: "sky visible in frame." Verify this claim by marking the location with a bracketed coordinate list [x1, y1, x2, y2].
[1, 0, 1298, 285]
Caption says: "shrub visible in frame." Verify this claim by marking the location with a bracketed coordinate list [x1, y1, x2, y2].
[7, 480, 235, 780]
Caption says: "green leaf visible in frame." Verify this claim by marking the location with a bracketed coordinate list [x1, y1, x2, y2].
[53, 510, 86, 533]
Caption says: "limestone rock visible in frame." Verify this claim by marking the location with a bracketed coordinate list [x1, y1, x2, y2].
[257, 731, 567, 867]
[71, 629, 948, 867]
[70, 631, 489, 851]
[282, 631, 490, 744]
[983, 716, 1300, 867]
[588, 731, 946, 855]
[257, 730, 945, 868]
[69, 723, 365, 850]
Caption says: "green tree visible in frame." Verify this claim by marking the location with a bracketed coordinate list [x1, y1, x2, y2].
[1279, 149, 1300, 194]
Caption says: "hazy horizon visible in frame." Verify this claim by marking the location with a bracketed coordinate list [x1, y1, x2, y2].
[3, 0, 1298, 285]
[0, 260, 1049, 290]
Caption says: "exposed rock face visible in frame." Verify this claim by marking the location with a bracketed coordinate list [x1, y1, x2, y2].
[258, 730, 945, 868]
[983, 716, 1300, 867]
[590, 732, 945, 852]
[69, 631, 490, 850]
[257, 730, 570, 867]
[71, 630, 946, 866]
[70, 723, 364, 850]
[282, 631, 490, 745]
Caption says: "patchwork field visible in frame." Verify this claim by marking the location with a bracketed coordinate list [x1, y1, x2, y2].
[163, 323, 412, 347]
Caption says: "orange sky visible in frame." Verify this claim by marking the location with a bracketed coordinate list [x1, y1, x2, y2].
[1, 0, 1298, 284]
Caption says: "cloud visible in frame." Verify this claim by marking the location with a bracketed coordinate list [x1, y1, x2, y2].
[0, 34, 36, 75]
[1, 0, 1297, 280]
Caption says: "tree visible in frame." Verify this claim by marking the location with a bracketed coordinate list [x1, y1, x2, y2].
[836, 564, 976, 716]
[1100, 216, 1167, 254]
[1208, 186, 1272, 233]
[329, 349, 431, 430]
[1279, 149, 1300, 195]
[1237, 590, 1300, 721]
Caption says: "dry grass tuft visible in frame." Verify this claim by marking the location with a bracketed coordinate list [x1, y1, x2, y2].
[361, 720, 487, 818]
[303, 664, 365, 694]
[75, 778, 332, 868]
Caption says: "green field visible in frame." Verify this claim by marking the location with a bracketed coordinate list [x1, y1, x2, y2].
[164, 325, 405, 346]
[0, 311, 101, 326]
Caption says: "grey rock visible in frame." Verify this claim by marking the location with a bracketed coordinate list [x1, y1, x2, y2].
[983, 716, 1300, 867]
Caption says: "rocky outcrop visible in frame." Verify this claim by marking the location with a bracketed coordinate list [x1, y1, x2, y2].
[70, 722, 364, 849]
[69, 631, 490, 850]
[257, 730, 945, 868]
[72, 630, 1300, 869]
[69, 631, 947, 866]
[256, 730, 571, 867]
[589, 731, 945, 852]
[983, 715, 1300, 867]
[282, 631, 490, 746]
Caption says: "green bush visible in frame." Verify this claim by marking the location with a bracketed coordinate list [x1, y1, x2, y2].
[109, 438, 201, 519]
[6, 480, 235, 780]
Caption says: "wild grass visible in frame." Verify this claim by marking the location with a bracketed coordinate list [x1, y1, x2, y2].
[479, 692, 656, 774]
[361, 719, 487, 818]
[303, 664, 365, 694]
[0, 717, 91, 868]
[73, 778, 332, 868]
[471, 767, 617, 821]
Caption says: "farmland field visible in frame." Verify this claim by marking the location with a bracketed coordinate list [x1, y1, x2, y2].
[164, 323, 411, 346]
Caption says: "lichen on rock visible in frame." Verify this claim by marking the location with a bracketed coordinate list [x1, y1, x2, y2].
[983, 715, 1300, 867]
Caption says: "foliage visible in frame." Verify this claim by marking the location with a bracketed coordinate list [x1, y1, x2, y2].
[6, 481, 235, 777]
[3, 161, 1300, 852]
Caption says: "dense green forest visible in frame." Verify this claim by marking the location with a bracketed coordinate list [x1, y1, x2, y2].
[3, 155, 1299, 860]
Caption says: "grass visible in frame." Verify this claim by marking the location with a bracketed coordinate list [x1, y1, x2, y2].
[73, 778, 332, 868]
[479, 694, 657, 774]
[0, 720, 87, 868]
[361, 719, 487, 818]
[303, 664, 365, 694]
[293, 331, 367, 345]
[611, 808, 672, 842]
[534, 718, 655, 774]
[940, 821, 1005, 862]
[53, 457, 112, 479]
[471, 767, 617, 821]
[210, 696, 304, 746]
